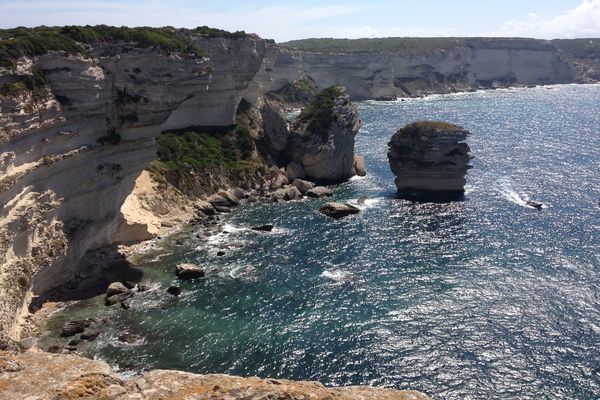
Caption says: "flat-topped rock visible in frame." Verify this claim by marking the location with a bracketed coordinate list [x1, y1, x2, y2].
[175, 263, 205, 280]
[306, 186, 334, 198]
[319, 202, 361, 219]
[388, 121, 471, 199]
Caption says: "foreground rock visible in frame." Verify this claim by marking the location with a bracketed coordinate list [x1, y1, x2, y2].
[388, 121, 471, 199]
[106, 282, 129, 297]
[175, 263, 205, 280]
[285, 86, 362, 182]
[306, 186, 334, 198]
[319, 202, 361, 219]
[0, 351, 430, 399]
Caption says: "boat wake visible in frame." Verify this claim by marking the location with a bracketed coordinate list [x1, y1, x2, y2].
[496, 178, 546, 209]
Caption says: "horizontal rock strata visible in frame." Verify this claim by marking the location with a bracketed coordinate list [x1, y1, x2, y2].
[388, 121, 472, 198]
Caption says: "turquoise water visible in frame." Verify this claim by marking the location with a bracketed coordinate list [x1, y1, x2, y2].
[45, 85, 600, 399]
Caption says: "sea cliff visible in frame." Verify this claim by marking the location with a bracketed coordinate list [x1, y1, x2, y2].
[0, 26, 598, 398]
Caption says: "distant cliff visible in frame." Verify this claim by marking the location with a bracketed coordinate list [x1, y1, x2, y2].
[0, 27, 599, 345]
[279, 37, 600, 99]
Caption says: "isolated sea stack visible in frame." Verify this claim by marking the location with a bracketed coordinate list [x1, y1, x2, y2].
[285, 86, 362, 182]
[387, 121, 471, 200]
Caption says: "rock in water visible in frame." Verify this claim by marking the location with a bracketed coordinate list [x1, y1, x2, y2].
[291, 178, 315, 194]
[387, 121, 471, 199]
[175, 263, 205, 280]
[285, 86, 361, 183]
[167, 286, 182, 297]
[319, 202, 361, 219]
[352, 155, 367, 176]
[61, 320, 90, 337]
[306, 186, 334, 198]
[106, 282, 129, 297]
[251, 224, 274, 232]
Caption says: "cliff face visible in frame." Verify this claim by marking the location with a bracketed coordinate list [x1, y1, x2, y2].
[274, 38, 578, 99]
[0, 31, 596, 344]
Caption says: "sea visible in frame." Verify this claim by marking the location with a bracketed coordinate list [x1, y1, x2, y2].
[41, 84, 600, 399]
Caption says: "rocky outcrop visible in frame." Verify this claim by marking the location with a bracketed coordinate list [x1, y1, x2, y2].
[284, 86, 361, 182]
[175, 263, 205, 280]
[319, 202, 361, 219]
[388, 121, 472, 199]
[0, 350, 430, 399]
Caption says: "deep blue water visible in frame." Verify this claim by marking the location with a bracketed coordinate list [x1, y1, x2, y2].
[44, 85, 600, 399]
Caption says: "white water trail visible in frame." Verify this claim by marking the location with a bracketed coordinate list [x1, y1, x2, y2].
[321, 269, 354, 282]
[496, 177, 545, 208]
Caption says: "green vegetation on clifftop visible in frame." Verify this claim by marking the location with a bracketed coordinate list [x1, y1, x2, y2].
[396, 121, 466, 137]
[296, 86, 342, 141]
[0, 25, 206, 69]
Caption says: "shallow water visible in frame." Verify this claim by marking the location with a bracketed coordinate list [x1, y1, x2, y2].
[43, 85, 600, 399]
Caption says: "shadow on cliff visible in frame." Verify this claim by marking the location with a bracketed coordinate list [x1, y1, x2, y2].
[29, 245, 143, 312]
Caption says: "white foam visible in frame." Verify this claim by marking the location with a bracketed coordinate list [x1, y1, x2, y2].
[321, 269, 354, 282]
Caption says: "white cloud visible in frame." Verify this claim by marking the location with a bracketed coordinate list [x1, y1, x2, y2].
[497, 0, 600, 38]
[333, 26, 451, 39]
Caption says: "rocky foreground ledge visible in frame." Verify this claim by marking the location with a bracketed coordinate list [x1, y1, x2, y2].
[0, 350, 430, 399]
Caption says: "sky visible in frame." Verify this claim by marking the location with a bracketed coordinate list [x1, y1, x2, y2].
[1, 0, 599, 42]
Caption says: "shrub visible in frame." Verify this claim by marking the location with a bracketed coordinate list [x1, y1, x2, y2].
[295, 86, 342, 141]
[396, 121, 465, 137]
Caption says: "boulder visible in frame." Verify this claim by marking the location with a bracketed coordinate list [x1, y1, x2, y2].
[269, 170, 289, 190]
[286, 161, 306, 180]
[167, 286, 182, 297]
[61, 320, 90, 337]
[272, 186, 303, 202]
[352, 155, 367, 176]
[291, 179, 315, 194]
[319, 202, 361, 219]
[214, 205, 231, 213]
[206, 193, 231, 208]
[285, 86, 361, 183]
[306, 186, 334, 198]
[175, 263, 205, 280]
[105, 291, 133, 306]
[117, 333, 143, 344]
[388, 121, 471, 198]
[196, 200, 215, 216]
[251, 224, 274, 232]
[218, 190, 240, 206]
[81, 330, 100, 341]
[106, 282, 129, 297]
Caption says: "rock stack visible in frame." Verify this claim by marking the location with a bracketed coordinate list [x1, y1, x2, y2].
[284, 86, 361, 183]
[387, 121, 471, 200]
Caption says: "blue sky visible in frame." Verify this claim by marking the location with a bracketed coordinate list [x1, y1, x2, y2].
[1, 0, 599, 41]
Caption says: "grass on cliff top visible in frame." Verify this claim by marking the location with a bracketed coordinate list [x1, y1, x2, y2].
[296, 86, 342, 141]
[0, 25, 205, 69]
[152, 126, 256, 180]
[552, 39, 600, 59]
[397, 121, 466, 136]
[280, 37, 464, 54]
[193, 26, 248, 39]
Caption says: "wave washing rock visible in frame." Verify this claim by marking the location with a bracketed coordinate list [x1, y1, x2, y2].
[388, 121, 472, 200]
[0, 350, 430, 399]
[284, 86, 361, 182]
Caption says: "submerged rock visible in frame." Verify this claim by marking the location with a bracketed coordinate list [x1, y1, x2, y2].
[319, 202, 361, 219]
[306, 186, 334, 198]
[388, 121, 471, 199]
[167, 286, 182, 297]
[175, 263, 205, 280]
[117, 333, 143, 344]
[81, 330, 100, 341]
[251, 224, 274, 232]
